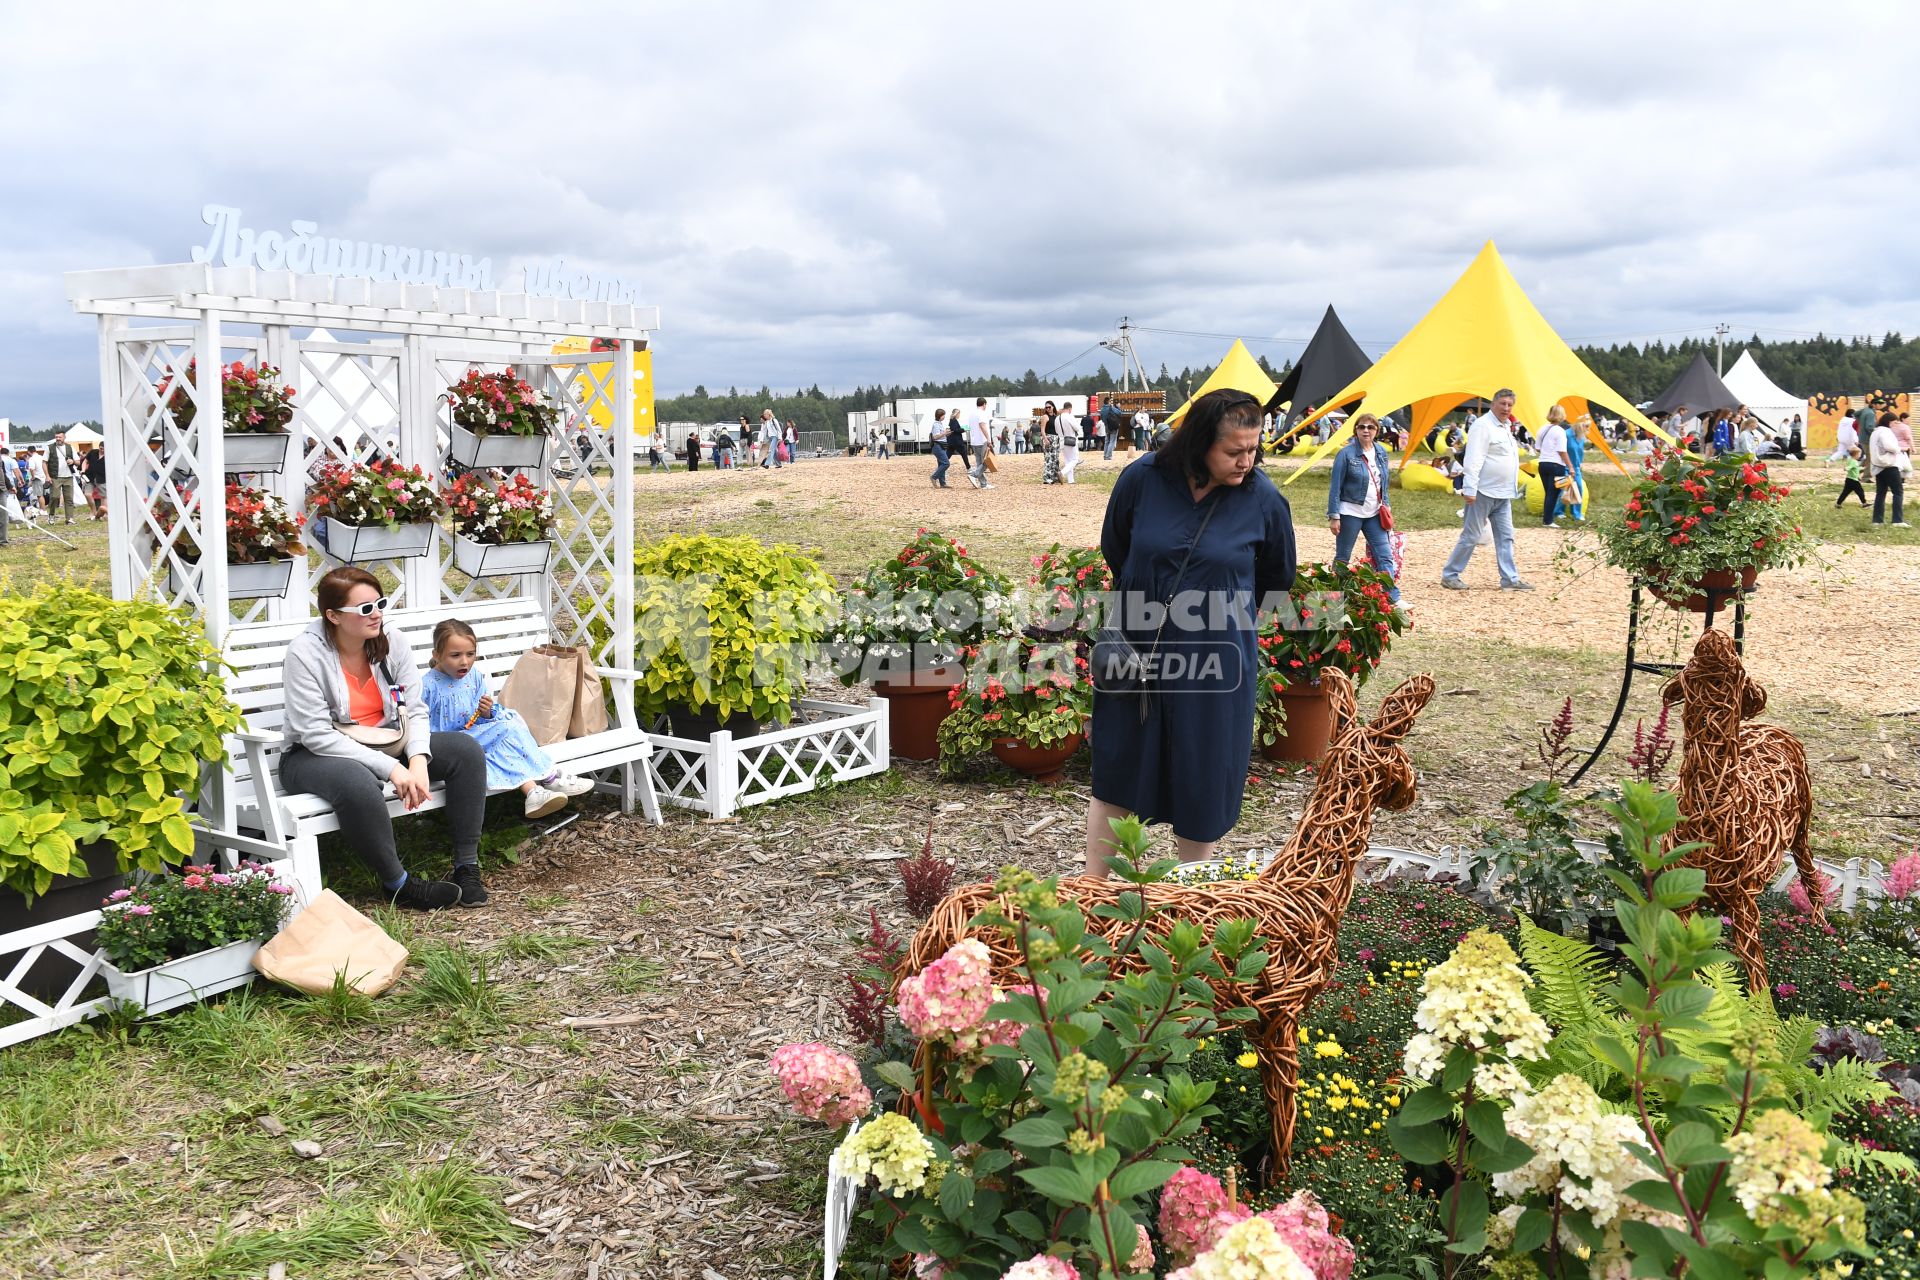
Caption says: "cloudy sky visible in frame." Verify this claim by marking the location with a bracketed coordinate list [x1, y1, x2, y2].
[3, 2, 1914, 424]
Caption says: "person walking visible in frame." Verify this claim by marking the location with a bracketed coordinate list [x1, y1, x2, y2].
[757, 408, 779, 468]
[964, 397, 994, 489]
[1870, 416, 1908, 527]
[1535, 405, 1571, 526]
[1040, 401, 1063, 484]
[44, 431, 76, 523]
[1563, 416, 1589, 522]
[1441, 387, 1531, 590]
[1091, 410, 1106, 462]
[784, 419, 800, 464]
[1085, 388, 1296, 874]
[928, 408, 952, 487]
[22, 447, 46, 513]
[1835, 446, 1868, 509]
[685, 429, 701, 473]
[0, 448, 15, 546]
[1325, 413, 1400, 603]
[1058, 400, 1081, 484]
[1132, 407, 1153, 451]
[646, 432, 665, 472]
[944, 409, 973, 486]
[83, 443, 107, 519]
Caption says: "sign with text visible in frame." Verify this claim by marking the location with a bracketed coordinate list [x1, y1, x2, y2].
[1101, 391, 1167, 413]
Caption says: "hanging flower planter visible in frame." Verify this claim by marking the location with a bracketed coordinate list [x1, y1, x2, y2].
[101, 938, 262, 1016]
[1645, 565, 1760, 613]
[222, 431, 294, 475]
[321, 518, 435, 563]
[452, 532, 552, 578]
[169, 557, 295, 601]
[448, 421, 549, 470]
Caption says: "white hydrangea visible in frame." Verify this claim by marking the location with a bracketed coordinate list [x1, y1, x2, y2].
[1492, 1074, 1643, 1226]
[1401, 930, 1551, 1082]
[1473, 1060, 1532, 1102]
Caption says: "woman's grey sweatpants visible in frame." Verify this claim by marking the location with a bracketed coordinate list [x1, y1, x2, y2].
[279, 733, 488, 887]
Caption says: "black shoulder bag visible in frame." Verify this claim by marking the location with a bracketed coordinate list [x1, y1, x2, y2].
[1090, 497, 1219, 724]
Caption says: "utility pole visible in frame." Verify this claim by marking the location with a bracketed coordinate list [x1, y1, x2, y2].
[1100, 317, 1147, 392]
[1714, 322, 1730, 375]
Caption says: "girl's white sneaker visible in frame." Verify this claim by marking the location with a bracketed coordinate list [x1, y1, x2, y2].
[525, 785, 567, 819]
[547, 773, 594, 797]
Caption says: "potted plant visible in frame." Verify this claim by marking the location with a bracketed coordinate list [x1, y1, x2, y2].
[443, 367, 558, 469]
[0, 586, 240, 998]
[1022, 542, 1113, 640]
[95, 860, 296, 1015]
[443, 472, 555, 578]
[307, 458, 446, 562]
[157, 358, 298, 474]
[632, 533, 836, 740]
[935, 636, 1091, 783]
[160, 482, 306, 600]
[829, 530, 1012, 761]
[1254, 561, 1406, 762]
[1563, 446, 1808, 611]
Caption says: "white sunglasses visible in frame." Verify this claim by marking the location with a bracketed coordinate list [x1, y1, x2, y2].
[332, 596, 390, 617]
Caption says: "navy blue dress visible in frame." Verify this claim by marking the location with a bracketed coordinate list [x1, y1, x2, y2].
[1091, 456, 1296, 842]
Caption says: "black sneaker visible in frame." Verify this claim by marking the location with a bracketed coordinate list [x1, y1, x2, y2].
[450, 865, 489, 907]
[393, 875, 461, 911]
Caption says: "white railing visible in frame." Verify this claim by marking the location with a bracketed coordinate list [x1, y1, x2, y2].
[646, 698, 889, 819]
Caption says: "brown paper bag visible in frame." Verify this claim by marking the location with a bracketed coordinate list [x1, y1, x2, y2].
[253, 889, 408, 997]
[502, 644, 581, 745]
[982, 448, 999, 474]
[571, 654, 610, 737]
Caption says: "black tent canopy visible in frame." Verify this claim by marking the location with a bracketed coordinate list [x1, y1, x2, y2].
[1271, 305, 1373, 427]
[1646, 351, 1741, 417]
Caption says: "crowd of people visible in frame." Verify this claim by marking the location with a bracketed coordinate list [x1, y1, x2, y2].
[656, 408, 807, 473]
[0, 430, 106, 545]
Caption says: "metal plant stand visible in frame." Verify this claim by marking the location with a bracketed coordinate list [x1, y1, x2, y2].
[1566, 579, 1749, 787]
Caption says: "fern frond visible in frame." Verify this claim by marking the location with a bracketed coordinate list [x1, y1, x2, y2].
[1515, 916, 1613, 1035]
[1796, 1056, 1896, 1125]
[1833, 1140, 1918, 1179]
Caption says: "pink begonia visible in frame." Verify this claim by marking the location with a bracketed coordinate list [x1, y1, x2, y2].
[897, 938, 996, 1041]
[769, 1042, 871, 1127]
[1886, 852, 1920, 900]
[1000, 1256, 1081, 1280]
[1788, 871, 1836, 915]
[1257, 1190, 1356, 1280]
[1159, 1166, 1251, 1265]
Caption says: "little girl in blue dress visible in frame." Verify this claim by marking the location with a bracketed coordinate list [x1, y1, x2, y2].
[421, 619, 593, 819]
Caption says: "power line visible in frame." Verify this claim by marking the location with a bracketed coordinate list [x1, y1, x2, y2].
[1042, 342, 1106, 381]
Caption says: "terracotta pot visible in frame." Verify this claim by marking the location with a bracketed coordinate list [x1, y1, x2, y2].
[1260, 681, 1334, 763]
[1646, 565, 1760, 613]
[990, 733, 1085, 783]
[872, 667, 965, 762]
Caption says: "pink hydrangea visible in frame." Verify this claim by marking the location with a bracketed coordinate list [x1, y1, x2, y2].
[1159, 1166, 1251, 1264]
[1788, 871, 1836, 915]
[769, 1042, 871, 1127]
[1000, 1256, 1081, 1280]
[956, 983, 1036, 1056]
[1257, 1190, 1355, 1280]
[1127, 1223, 1155, 1271]
[1886, 852, 1920, 900]
[897, 938, 996, 1041]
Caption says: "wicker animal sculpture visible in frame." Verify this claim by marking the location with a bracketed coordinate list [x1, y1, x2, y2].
[904, 668, 1437, 1166]
[1661, 628, 1821, 991]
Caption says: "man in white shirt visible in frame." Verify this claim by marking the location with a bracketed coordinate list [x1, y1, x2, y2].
[1441, 387, 1532, 591]
[1132, 408, 1153, 450]
[964, 397, 993, 489]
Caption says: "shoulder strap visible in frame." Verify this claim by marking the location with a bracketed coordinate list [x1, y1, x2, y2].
[1146, 495, 1221, 659]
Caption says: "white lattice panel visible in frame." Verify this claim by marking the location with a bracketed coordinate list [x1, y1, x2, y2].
[647, 699, 889, 818]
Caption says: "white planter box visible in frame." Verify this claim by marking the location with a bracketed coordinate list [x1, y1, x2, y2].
[452, 533, 551, 578]
[824, 1118, 862, 1279]
[101, 938, 262, 1015]
[223, 431, 293, 475]
[170, 557, 294, 601]
[648, 697, 889, 819]
[448, 422, 549, 470]
[322, 517, 435, 563]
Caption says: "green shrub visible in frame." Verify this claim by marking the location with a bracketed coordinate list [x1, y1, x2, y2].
[631, 533, 834, 724]
[0, 585, 240, 901]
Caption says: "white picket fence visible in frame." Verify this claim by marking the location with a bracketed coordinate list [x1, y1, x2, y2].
[645, 697, 889, 819]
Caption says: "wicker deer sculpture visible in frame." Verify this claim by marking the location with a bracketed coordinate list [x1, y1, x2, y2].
[1661, 628, 1821, 991]
[903, 668, 1437, 1166]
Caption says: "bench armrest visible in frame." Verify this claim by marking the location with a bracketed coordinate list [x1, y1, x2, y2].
[594, 666, 643, 682]
[232, 729, 280, 746]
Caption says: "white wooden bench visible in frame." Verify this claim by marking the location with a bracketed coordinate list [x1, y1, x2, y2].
[220, 597, 661, 893]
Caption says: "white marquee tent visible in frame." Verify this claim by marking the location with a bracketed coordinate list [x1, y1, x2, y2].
[1722, 350, 1806, 431]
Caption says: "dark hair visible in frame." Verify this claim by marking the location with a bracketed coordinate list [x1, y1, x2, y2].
[431, 618, 478, 664]
[975, 397, 987, 407]
[315, 566, 390, 665]
[1155, 389, 1263, 485]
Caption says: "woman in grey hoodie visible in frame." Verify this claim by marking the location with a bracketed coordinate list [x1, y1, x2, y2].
[279, 567, 490, 910]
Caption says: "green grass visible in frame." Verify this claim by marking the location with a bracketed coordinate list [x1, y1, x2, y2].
[605, 954, 668, 994]
[157, 986, 300, 1074]
[490, 929, 598, 962]
[154, 1202, 385, 1279]
[397, 943, 515, 1046]
[381, 1157, 524, 1257]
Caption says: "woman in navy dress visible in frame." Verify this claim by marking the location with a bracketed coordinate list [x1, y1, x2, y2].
[1087, 389, 1296, 874]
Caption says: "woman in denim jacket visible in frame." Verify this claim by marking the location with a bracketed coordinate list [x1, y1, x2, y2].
[1324, 413, 1401, 603]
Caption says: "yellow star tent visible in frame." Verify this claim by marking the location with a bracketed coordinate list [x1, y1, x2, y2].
[1163, 338, 1279, 427]
[1282, 241, 1666, 485]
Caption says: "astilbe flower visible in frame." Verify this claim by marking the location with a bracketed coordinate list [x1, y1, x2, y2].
[896, 938, 995, 1041]
[1723, 1107, 1832, 1216]
[1885, 851, 1920, 900]
[1788, 870, 1837, 916]
[901, 820, 957, 918]
[1492, 1073, 1643, 1225]
[999, 1256, 1081, 1280]
[830, 1111, 935, 1196]
[1401, 929, 1551, 1079]
[1624, 702, 1676, 784]
[769, 1042, 871, 1126]
[1167, 1215, 1316, 1280]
